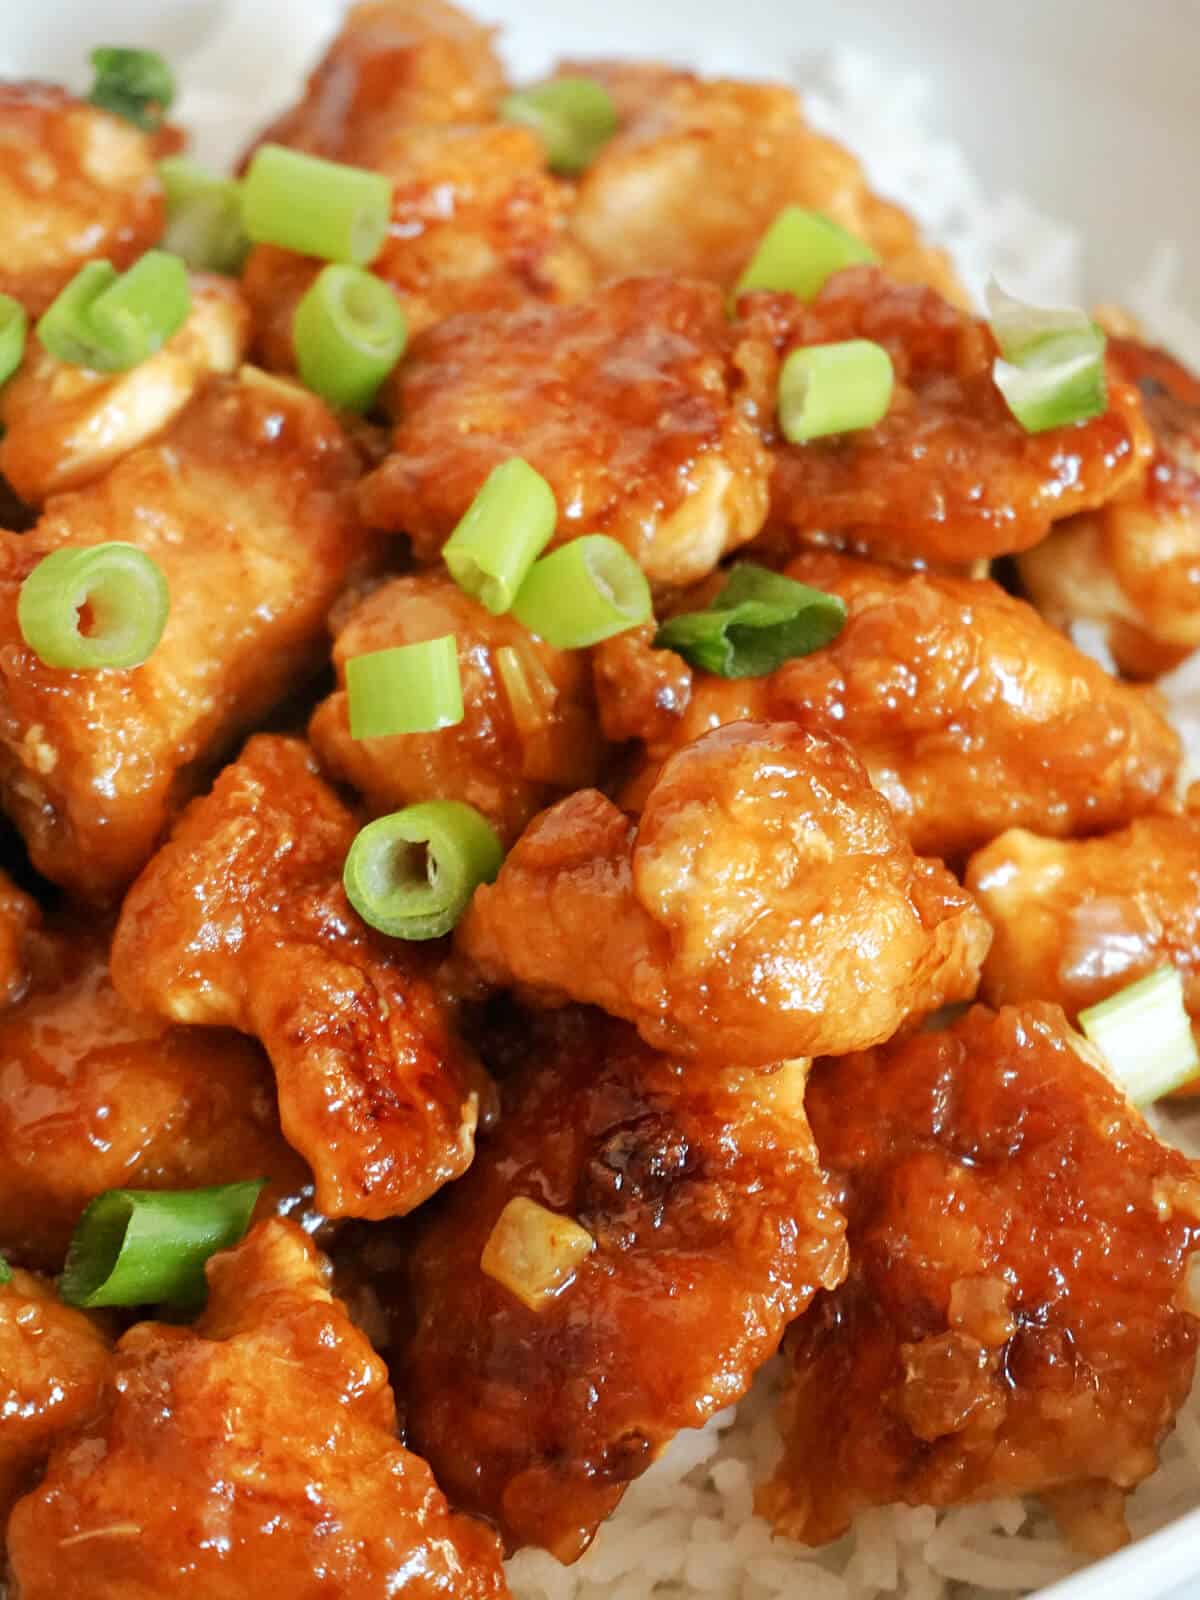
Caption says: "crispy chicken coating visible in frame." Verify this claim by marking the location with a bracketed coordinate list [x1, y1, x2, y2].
[0, 926, 309, 1271]
[0, 275, 250, 504]
[0, 83, 163, 316]
[760, 1006, 1200, 1553]
[458, 722, 990, 1065]
[403, 1008, 846, 1561]
[0, 867, 38, 1008]
[0, 1270, 110, 1544]
[735, 268, 1153, 567]
[309, 573, 598, 845]
[6, 1220, 509, 1599]
[360, 276, 771, 587]
[111, 735, 485, 1221]
[564, 65, 963, 303]
[1018, 338, 1200, 678]
[595, 551, 1181, 858]
[0, 371, 371, 902]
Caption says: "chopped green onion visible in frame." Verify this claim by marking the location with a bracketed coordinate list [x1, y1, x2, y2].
[242, 143, 392, 267]
[343, 800, 503, 941]
[735, 207, 878, 303]
[0, 294, 28, 387]
[444, 460, 557, 615]
[1079, 965, 1199, 1105]
[18, 543, 170, 671]
[293, 264, 407, 413]
[158, 157, 248, 276]
[777, 338, 894, 443]
[655, 561, 846, 678]
[346, 635, 463, 740]
[60, 1180, 264, 1309]
[985, 280, 1094, 362]
[986, 281, 1108, 434]
[87, 46, 175, 131]
[36, 251, 191, 373]
[511, 535, 651, 649]
[0, 1255, 10, 1286]
[500, 77, 618, 175]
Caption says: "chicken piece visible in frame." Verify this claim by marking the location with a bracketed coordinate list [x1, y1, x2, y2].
[0, 275, 250, 504]
[242, 123, 591, 372]
[458, 721, 989, 1066]
[0, 371, 371, 902]
[734, 268, 1153, 567]
[0, 867, 38, 1008]
[7, 1219, 508, 1598]
[403, 1008, 845, 1560]
[595, 551, 1181, 858]
[760, 1005, 1200, 1553]
[0, 926, 310, 1270]
[0, 83, 164, 316]
[564, 64, 963, 303]
[360, 276, 771, 587]
[249, 0, 506, 165]
[0, 1270, 110, 1543]
[111, 736, 485, 1221]
[309, 573, 598, 844]
[1018, 338, 1200, 678]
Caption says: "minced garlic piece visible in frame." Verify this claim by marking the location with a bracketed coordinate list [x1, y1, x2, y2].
[480, 1196, 594, 1311]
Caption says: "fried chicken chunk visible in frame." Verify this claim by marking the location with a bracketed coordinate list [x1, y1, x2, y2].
[0, 867, 38, 1008]
[564, 65, 962, 302]
[0, 372, 371, 902]
[0, 926, 309, 1271]
[6, 1220, 508, 1599]
[760, 1005, 1200, 1553]
[735, 269, 1153, 566]
[595, 551, 1180, 858]
[1019, 338, 1200, 678]
[0, 275, 250, 504]
[111, 736, 484, 1220]
[359, 276, 771, 587]
[458, 722, 989, 1065]
[0, 83, 163, 316]
[0, 1270, 110, 1543]
[309, 573, 598, 844]
[403, 1009, 846, 1561]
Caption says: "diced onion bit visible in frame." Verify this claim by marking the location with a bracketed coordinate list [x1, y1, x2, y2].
[735, 207, 878, 303]
[1078, 965, 1200, 1105]
[343, 800, 503, 942]
[655, 560, 847, 679]
[242, 143, 392, 267]
[0, 294, 28, 388]
[36, 251, 191, 373]
[986, 280, 1108, 434]
[346, 635, 463, 741]
[500, 77, 618, 176]
[158, 157, 249, 276]
[480, 1196, 595, 1311]
[444, 459, 558, 615]
[59, 1180, 265, 1309]
[293, 264, 407, 413]
[496, 643, 557, 737]
[18, 544, 170, 672]
[512, 535, 652, 649]
[777, 338, 895, 444]
[87, 46, 176, 131]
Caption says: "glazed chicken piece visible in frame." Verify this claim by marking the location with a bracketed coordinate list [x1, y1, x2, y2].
[403, 1008, 846, 1561]
[0, 275, 250, 504]
[0, 926, 309, 1271]
[111, 735, 485, 1221]
[458, 722, 990, 1065]
[563, 64, 963, 303]
[760, 1005, 1200, 1554]
[1019, 338, 1200, 678]
[360, 276, 771, 587]
[7, 1220, 509, 1598]
[0, 371, 372, 902]
[595, 550, 1181, 858]
[0, 83, 163, 316]
[735, 268, 1153, 567]
[0, 1270, 110, 1543]
[309, 573, 598, 844]
[0, 867, 38, 1008]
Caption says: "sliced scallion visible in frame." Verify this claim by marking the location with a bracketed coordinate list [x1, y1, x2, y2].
[444, 460, 557, 615]
[346, 635, 463, 740]
[655, 561, 846, 678]
[88, 46, 175, 132]
[242, 144, 392, 267]
[343, 800, 503, 941]
[777, 338, 894, 443]
[985, 280, 1094, 362]
[1078, 965, 1199, 1105]
[0, 1255, 10, 1286]
[158, 157, 248, 276]
[500, 77, 618, 176]
[735, 207, 877, 303]
[36, 251, 191, 373]
[294, 264, 407, 412]
[986, 281, 1109, 434]
[0, 294, 28, 387]
[18, 543, 170, 671]
[511, 535, 651, 649]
